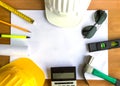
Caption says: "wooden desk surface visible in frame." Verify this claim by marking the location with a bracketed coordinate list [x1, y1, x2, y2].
[0, 0, 120, 86]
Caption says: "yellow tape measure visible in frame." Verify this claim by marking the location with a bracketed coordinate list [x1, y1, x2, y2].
[0, 1, 34, 24]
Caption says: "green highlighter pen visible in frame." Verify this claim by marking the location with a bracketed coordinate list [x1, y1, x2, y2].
[85, 56, 120, 86]
[0, 34, 30, 39]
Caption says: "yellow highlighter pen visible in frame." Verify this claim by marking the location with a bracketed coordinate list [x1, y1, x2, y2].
[1, 34, 30, 39]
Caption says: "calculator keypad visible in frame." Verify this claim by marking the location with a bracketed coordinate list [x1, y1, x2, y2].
[52, 81, 76, 86]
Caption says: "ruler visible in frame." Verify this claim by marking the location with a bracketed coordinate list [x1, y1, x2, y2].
[0, 1, 34, 24]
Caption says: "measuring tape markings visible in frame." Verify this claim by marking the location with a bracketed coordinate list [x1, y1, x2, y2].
[0, 1, 34, 24]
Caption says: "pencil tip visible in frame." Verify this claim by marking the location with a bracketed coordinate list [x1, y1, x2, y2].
[28, 31, 31, 33]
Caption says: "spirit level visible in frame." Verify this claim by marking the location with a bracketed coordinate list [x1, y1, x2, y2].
[88, 39, 120, 52]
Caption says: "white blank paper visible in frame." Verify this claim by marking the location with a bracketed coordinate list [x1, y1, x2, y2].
[11, 10, 108, 80]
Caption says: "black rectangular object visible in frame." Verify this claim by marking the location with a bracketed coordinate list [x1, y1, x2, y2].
[88, 39, 120, 52]
[51, 66, 76, 81]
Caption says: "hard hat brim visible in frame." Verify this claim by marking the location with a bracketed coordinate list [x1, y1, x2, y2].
[45, 0, 91, 28]
[45, 7, 83, 27]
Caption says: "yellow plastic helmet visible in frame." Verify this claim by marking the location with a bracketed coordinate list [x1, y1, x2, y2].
[0, 58, 45, 86]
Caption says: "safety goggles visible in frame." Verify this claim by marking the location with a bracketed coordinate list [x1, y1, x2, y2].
[82, 10, 107, 39]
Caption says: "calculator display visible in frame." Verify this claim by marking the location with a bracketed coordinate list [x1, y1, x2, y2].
[53, 72, 75, 79]
[51, 67, 76, 81]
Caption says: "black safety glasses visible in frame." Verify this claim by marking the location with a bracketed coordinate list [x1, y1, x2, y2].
[82, 10, 107, 39]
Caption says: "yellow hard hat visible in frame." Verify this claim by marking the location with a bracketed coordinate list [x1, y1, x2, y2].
[0, 58, 45, 86]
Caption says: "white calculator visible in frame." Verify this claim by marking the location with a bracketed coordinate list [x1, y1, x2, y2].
[51, 66, 77, 86]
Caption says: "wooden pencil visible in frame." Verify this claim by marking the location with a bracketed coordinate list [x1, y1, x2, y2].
[0, 20, 31, 33]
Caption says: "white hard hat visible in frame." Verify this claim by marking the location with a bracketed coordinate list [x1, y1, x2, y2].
[45, 0, 91, 27]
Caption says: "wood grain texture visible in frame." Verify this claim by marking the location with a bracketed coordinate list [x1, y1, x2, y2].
[0, 56, 10, 68]
[0, 0, 120, 86]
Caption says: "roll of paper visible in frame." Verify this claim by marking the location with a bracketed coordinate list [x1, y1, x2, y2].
[0, 44, 28, 56]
